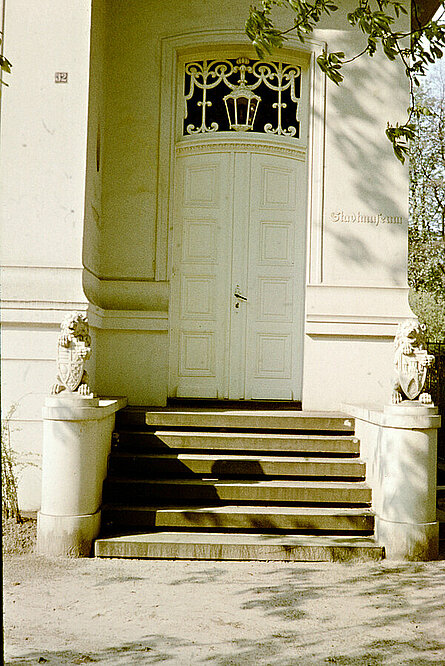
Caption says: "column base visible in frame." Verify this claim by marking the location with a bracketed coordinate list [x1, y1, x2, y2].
[37, 510, 101, 557]
[376, 516, 439, 561]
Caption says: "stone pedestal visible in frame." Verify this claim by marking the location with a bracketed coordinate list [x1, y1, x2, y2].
[37, 395, 127, 557]
[346, 402, 440, 560]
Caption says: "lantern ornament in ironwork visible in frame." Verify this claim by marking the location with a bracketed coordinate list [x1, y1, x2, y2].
[223, 59, 261, 132]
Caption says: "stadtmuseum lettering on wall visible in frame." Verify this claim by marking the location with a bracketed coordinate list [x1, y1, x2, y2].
[330, 211, 405, 226]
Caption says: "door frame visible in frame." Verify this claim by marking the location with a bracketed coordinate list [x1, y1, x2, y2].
[155, 31, 327, 399]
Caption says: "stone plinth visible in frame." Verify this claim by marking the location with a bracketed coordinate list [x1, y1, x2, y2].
[37, 395, 127, 557]
[345, 402, 440, 560]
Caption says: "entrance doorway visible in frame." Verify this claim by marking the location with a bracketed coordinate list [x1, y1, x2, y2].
[169, 140, 307, 400]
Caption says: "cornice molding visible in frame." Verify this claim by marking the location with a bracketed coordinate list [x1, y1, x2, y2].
[176, 138, 306, 161]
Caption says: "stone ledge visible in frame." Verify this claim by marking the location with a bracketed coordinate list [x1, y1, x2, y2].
[306, 314, 401, 337]
[87, 305, 168, 331]
[343, 402, 441, 430]
[43, 396, 127, 421]
[1, 300, 88, 325]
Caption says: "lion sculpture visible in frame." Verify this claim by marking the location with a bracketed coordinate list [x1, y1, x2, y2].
[391, 319, 435, 405]
[51, 312, 93, 396]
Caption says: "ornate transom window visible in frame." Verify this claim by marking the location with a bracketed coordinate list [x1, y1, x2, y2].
[183, 57, 301, 139]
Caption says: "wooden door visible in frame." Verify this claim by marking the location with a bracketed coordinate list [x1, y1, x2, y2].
[169, 146, 305, 400]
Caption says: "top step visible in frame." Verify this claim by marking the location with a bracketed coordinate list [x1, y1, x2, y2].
[143, 410, 354, 432]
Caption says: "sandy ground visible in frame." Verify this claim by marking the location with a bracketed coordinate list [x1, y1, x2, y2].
[4, 545, 445, 666]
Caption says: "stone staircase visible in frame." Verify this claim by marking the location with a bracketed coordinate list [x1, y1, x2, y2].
[94, 407, 385, 561]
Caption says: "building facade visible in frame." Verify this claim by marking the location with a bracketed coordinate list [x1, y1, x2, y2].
[1, 0, 416, 511]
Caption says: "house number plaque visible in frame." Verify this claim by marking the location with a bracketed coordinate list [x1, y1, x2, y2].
[55, 72, 68, 83]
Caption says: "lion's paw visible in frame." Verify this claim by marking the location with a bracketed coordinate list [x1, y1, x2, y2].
[391, 390, 403, 405]
[419, 392, 432, 404]
[59, 333, 72, 347]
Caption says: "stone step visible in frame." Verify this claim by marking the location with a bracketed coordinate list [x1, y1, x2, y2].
[114, 431, 360, 454]
[94, 532, 384, 561]
[167, 399, 303, 411]
[103, 478, 372, 505]
[108, 452, 366, 479]
[145, 410, 354, 432]
[116, 404, 301, 429]
[102, 504, 375, 532]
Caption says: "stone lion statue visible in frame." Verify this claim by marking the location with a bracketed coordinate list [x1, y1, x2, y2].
[51, 312, 94, 396]
[391, 319, 435, 405]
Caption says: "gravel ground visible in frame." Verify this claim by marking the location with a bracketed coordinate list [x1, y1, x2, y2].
[4, 535, 445, 665]
[2, 517, 37, 556]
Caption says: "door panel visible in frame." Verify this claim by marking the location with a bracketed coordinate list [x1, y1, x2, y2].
[243, 152, 306, 399]
[169, 151, 232, 398]
[169, 147, 305, 400]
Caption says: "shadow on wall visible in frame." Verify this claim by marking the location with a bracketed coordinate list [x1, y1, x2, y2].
[321, 48, 408, 285]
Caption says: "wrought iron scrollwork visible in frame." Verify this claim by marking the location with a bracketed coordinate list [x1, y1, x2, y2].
[183, 57, 301, 138]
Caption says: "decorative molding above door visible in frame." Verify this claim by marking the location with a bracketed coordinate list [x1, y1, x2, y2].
[175, 135, 307, 161]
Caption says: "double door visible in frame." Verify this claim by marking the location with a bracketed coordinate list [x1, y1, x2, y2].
[169, 145, 306, 400]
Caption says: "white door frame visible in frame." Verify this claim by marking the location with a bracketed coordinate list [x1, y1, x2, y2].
[155, 32, 327, 399]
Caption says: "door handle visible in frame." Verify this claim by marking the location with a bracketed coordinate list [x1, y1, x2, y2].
[234, 286, 248, 301]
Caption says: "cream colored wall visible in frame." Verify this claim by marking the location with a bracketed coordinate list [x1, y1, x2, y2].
[1, 0, 92, 511]
[1, 0, 92, 269]
[321, 36, 409, 286]
[92, 328, 169, 405]
[83, 0, 254, 301]
[83, 0, 105, 279]
[302, 284, 413, 409]
[83, 0, 256, 404]
[301, 4, 413, 408]
[87, 0, 412, 409]
[98, 0, 252, 282]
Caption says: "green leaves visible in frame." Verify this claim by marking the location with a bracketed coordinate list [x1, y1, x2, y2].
[246, 7, 285, 57]
[347, 6, 395, 35]
[246, 0, 339, 57]
[245, 0, 445, 161]
[385, 123, 416, 164]
[316, 51, 345, 84]
[1, 56, 12, 74]
[410, 82, 445, 238]
[408, 79, 444, 338]
[382, 35, 398, 60]
[0, 35, 12, 86]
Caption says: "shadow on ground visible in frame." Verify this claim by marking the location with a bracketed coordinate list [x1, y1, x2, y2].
[7, 558, 445, 665]
[4, 540, 445, 665]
